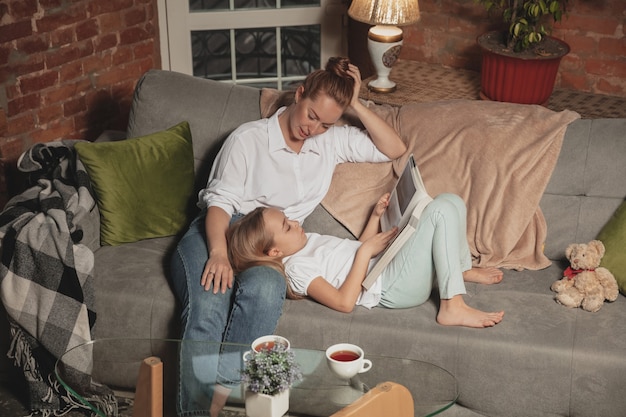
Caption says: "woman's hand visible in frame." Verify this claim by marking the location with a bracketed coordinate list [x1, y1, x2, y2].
[201, 251, 234, 294]
[346, 63, 363, 109]
[202, 206, 234, 294]
[344, 63, 406, 159]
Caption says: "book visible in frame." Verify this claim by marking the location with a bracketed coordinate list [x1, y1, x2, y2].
[361, 155, 433, 290]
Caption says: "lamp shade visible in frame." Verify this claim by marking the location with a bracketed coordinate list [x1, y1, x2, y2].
[348, 0, 420, 26]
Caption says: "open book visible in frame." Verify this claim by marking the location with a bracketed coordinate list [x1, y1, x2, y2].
[362, 155, 433, 290]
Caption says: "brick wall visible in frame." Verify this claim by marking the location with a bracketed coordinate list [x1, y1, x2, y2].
[1, 1, 624, 207]
[0, 0, 160, 208]
[398, 0, 626, 96]
[350, 0, 625, 98]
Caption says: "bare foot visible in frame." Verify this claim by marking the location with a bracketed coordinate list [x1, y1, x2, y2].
[463, 267, 503, 285]
[210, 384, 232, 417]
[437, 295, 504, 328]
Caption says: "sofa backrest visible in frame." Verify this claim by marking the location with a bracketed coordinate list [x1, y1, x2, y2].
[126, 70, 625, 262]
[127, 69, 262, 195]
[541, 118, 626, 261]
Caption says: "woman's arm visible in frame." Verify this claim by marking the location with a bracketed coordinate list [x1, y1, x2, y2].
[202, 206, 234, 294]
[307, 229, 397, 313]
[346, 65, 406, 159]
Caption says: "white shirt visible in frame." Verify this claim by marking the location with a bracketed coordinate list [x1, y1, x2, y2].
[284, 233, 383, 308]
[198, 107, 390, 223]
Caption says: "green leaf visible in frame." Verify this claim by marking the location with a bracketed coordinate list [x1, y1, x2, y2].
[549, 1, 559, 13]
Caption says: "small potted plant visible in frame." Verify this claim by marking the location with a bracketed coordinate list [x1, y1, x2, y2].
[241, 344, 303, 417]
[475, 0, 571, 104]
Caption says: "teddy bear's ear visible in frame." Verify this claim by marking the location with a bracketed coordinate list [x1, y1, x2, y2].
[565, 244, 575, 259]
[588, 240, 606, 258]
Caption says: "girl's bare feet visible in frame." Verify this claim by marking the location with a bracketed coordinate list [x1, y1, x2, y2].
[463, 267, 503, 285]
[437, 295, 504, 328]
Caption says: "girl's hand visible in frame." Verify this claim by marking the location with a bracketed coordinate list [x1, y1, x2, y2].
[201, 252, 234, 294]
[372, 193, 391, 218]
[360, 227, 398, 258]
[359, 193, 392, 242]
[346, 63, 363, 109]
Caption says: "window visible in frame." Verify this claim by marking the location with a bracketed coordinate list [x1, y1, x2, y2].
[159, 0, 348, 89]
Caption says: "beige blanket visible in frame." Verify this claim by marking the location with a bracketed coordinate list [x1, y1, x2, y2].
[321, 100, 580, 270]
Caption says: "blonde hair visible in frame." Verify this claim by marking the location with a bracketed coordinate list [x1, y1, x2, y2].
[275, 56, 355, 111]
[227, 207, 302, 300]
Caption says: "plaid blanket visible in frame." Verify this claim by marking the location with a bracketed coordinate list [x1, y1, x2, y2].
[0, 141, 117, 416]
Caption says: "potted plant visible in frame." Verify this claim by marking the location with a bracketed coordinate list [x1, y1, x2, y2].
[475, 0, 570, 104]
[241, 344, 303, 417]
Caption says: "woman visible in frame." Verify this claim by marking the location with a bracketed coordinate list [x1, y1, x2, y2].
[227, 192, 505, 329]
[169, 57, 406, 417]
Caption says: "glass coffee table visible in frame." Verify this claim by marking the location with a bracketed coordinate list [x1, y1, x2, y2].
[55, 339, 457, 417]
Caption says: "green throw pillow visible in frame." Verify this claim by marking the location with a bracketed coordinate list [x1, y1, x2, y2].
[597, 200, 626, 295]
[75, 121, 194, 246]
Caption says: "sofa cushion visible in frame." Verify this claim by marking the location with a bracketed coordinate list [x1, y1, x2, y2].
[91, 236, 180, 388]
[75, 121, 194, 246]
[597, 200, 626, 295]
[542, 118, 626, 261]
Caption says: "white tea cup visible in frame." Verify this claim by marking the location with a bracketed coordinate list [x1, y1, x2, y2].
[325, 343, 372, 380]
[242, 335, 290, 361]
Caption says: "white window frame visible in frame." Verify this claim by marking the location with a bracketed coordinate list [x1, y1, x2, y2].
[157, 0, 348, 86]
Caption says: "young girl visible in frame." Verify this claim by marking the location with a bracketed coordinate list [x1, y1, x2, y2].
[227, 192, 504, 328]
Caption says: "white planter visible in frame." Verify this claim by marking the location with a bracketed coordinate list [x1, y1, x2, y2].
[245, 389, 289, 417]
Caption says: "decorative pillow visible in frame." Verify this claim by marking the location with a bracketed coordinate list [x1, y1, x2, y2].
[597, 200, 626, 295]
[75, 121, 194, 246]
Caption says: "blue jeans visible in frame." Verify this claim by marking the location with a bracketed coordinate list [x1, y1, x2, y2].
[170, 212, 287, 416]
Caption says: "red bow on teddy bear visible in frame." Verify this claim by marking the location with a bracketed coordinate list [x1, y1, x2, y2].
[563, 266, 594, 280]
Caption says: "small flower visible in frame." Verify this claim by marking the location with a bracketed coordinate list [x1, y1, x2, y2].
[241, 344, 303, 396]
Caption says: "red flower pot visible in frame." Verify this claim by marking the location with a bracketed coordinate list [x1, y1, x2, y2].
[477, 32, 570, 105]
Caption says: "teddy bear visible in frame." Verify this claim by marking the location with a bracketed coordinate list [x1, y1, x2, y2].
[550, 240, 619, 312]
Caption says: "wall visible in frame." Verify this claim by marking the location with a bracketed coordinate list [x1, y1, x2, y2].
[1, 0, 624, 207]
[0, 0, 160, 207]
[351, 0, 625, 97]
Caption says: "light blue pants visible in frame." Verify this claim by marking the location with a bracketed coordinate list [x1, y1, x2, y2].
[170, 211, 287, 416]
[379, 193, 471, 308]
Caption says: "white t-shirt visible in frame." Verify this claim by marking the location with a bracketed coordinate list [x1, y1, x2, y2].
[284, 233, 383, 308]
[198, 107, 390, 223]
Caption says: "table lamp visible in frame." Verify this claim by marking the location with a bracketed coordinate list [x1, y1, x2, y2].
[348, 0, 420, 93]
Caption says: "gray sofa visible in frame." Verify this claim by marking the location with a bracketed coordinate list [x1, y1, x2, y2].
[5, 69, 626, 417]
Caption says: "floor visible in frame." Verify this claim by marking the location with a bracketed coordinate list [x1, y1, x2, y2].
[0, 380, 62, 417]
[0, 379, 242, 417]
[0, 61, 624, 417]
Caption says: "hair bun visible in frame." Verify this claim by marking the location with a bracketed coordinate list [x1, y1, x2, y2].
[326, 57, 351, 79]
